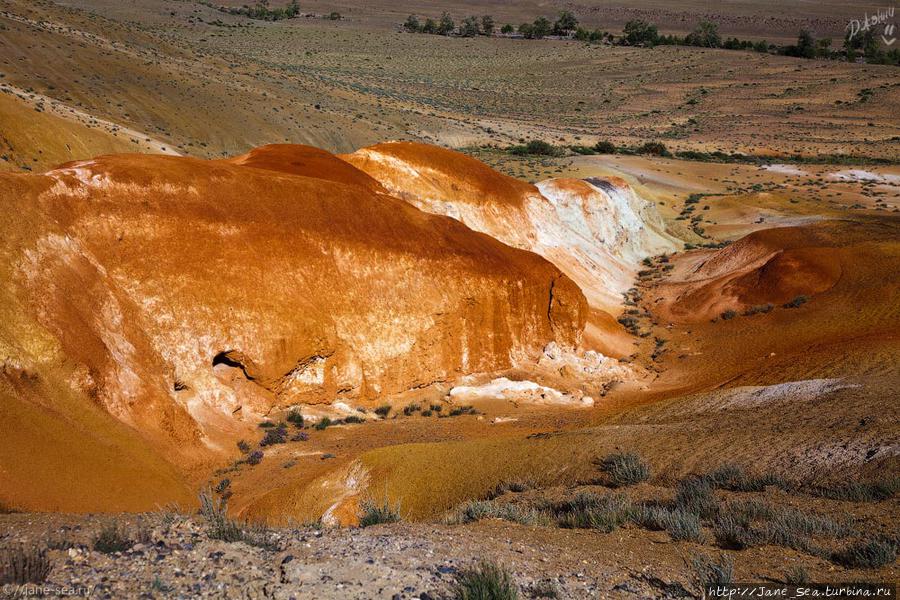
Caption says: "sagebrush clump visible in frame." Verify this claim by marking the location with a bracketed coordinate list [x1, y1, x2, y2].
[0, 546, 52, 584]
[598, 452, 650, 487]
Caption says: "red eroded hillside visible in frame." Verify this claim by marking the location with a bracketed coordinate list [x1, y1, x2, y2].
[0, 146, 587, 511]
[344, 142, 678, 356]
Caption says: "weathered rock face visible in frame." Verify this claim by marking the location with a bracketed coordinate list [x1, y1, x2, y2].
[342, 142, 677, 313]
[0, 146, 586, 472]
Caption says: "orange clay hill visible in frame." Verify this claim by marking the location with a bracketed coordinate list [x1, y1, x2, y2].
[2, 143, 897, 526]
[640, 216, 900, 390]
[343, 142, 678, 357]
[0, 144, 587, 512]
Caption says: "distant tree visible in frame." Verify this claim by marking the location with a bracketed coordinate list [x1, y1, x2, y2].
[532, 16, 552, 39]
[286, 0, 299, 17]
[796, 29, 816, 58]
[553, 10, 578, 36]
[622, 20, 659, 46]
[460, 15, 480, 37]
[438, 12, 455, 35]
[754, 40, 769, 53]
[403, 14, 421, 32]
[500, 23, 514, 34]
[481, 15, 495, 36]
[686, 20, 721, 47]
[327, 11, 341, 20]
[816, 37, 832, 58]
[843, 28, 877, 60]
[422, 18, 437, 34]
[637, 141, 670, 157]
[518, 22, 534, 38]
[783, 30, 815, 58]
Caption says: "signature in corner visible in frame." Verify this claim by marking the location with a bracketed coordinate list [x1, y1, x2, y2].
[846, 6, 896, 46]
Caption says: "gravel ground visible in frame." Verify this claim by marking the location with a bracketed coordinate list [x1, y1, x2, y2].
[0, 513, 699, 599]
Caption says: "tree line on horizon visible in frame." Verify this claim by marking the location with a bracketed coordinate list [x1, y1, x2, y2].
[402, 11, 900, 66]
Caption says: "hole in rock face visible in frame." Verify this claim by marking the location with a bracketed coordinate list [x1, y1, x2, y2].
[212, 350, 256, 381]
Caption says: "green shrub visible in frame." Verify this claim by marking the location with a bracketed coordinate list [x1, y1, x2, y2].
[627, 504, 670, 531]
[812, 478, 900, 502]
[598, 452, 650, 487]
[691, 554, 733, 590]
[593, 140, 616, 154]
[720, 309, 737, 320]
[742, 304, 773, 316]
[783, 295, 809, 308]
[675, 477, 718, 519]
[260, 424, 288, 445]
[664, 508, 702, 542]
[509, 140, 561, 157]
[449, 405, 477, 416]
[703, 464, 792, 492]
[784, 565, 808, 585]
[569, 145, 595, 155]
[529, 580, 560, 599]
[0, 546, 51, 584]
[766, 507, 849, 540]
[713, 515, 757, 549]
[374, 405, 392, 418]
[403, 403, 421, 416]
[448, 500, 549, 526]
[314, 417, 332, 430]
[92, 524, 132, 554]
[286, 410, 304, 428]
[451, 561, 518, 600]
[629, 504, 700, 541]
[556, 493, 631, 532]
[637, 141, 670, 157]
[358, 500, 401, 527]
[832, 538, 897, 569]
[198, 490, 276, 549]
[721, 498, 773, 521]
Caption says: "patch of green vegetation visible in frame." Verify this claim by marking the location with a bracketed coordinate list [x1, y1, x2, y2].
[92, 525, 132, 554]
[832, 538, 898, 569]
[286, 410, 304, 428]
[0, 546, 51, 585]
[358, 500, 401, 527]
[691, 554, 733, 589]
[198, 490, 277, 550]
[451, 561, 518, 600]
[200, 0, 300, 21]
[597, 452, 650, 487]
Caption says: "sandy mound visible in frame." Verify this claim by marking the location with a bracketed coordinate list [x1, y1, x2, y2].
[656, 221, 898, 323]
[0, 146, 587, 511]
[226, 144, 385, 192]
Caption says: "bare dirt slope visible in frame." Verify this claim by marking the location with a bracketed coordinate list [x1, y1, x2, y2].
[0, 85, 175, 173]
[2, 0, 897, 166]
